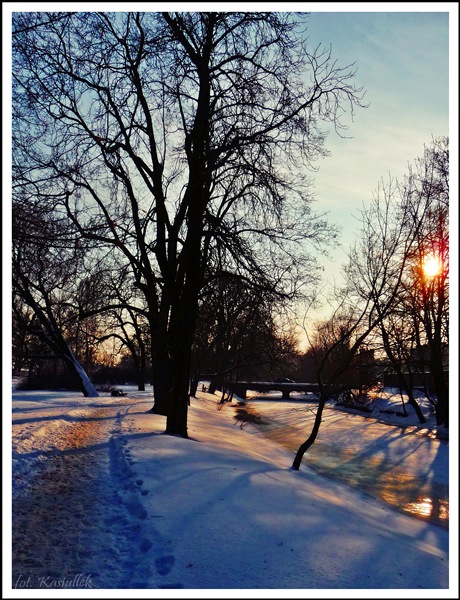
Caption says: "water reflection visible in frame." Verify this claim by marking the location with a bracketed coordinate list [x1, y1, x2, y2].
[403, 497, 449, 521]
[299, 452, 449, 528]
[245, 406, 449, 529]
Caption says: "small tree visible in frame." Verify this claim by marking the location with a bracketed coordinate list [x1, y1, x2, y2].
[292, 174, 427, 470]
[292, 307, 379, 470]
[75, 264, 152, 391]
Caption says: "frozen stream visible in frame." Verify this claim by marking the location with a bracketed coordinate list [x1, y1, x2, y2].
[238, 397, 449, 529]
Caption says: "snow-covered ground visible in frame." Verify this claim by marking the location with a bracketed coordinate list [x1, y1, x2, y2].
[5, 383, 458, 597]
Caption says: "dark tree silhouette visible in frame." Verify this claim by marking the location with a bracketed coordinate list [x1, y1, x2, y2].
[12, 201, 99, 397]
[292, 168, 435, 469]
[348, 137, 449, 427]
[13, 11, 366, 437]
[292, 309, 381, 470]
[191, 273, 300, 397]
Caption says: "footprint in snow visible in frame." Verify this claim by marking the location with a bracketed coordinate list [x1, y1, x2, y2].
[155, 555, 175, 575]
[140, 538, 153, 553]
[126, 499, 148, 520]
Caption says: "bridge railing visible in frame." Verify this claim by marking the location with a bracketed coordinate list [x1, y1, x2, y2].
[228, 381, 320, 400]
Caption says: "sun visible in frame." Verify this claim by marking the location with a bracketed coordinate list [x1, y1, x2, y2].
[422, 254, 442, 277]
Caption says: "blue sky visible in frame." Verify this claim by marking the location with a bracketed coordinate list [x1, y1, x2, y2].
[4, 3, 455, 261]
[298, 8, 453, 285]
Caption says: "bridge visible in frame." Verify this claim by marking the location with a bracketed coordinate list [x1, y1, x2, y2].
[228, 381, 320, 400]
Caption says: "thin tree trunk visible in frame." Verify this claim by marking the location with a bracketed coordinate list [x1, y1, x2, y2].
[406, 390, 426, 423]
[189, 371, 199, 398]
[430, 352, 449, 427]
[137, 372, 145, 392]
[292, 392, 327, 470]
[63, 351, 99, 397]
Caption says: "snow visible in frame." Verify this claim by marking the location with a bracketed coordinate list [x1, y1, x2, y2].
[5, 381, 459, 598]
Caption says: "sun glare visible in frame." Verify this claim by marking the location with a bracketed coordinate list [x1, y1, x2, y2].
[422, 254, 442, 278]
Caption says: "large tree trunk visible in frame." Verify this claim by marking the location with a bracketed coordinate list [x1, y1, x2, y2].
[165, 302, 198, 437]
[166, 344, 191, 438]
[208, 376, 222, 394]
[150, 352, 171, 416]
[149, 317, 172, 415]
[164, 226, 203, 437]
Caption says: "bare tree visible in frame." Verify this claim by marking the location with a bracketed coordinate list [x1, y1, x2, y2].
[376, 307, 427, 422]
[292, 307, 379, 470]
[12, 200, 99, 397]
[292, 172, 429, 470]
[12, 297, 33, 378]
[12, 11, 366, 437]
[74, 264, 151, 391]
[348, 138, 449, 427]
[400, 138, 449, 426]
[192, 272, 301, 397]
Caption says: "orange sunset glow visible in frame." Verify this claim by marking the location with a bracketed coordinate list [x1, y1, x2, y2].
[422, 254, 443, 278]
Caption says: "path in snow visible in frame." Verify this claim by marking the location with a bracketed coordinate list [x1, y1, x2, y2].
[12, 399, 175, 590]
